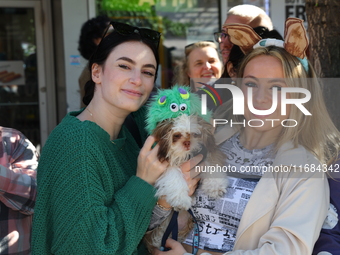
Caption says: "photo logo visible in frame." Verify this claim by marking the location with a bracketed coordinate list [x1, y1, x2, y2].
[200, 84, 311, 128]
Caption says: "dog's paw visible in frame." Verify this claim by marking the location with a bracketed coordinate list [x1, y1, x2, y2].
[206, 187, 226, 199]
[201, 178, 228, 199]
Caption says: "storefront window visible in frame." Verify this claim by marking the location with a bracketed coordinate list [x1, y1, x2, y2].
[97, 0, 220, 88]
[0, 7, 40, 146]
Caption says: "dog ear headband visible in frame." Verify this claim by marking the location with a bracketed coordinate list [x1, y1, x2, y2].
[223, 17, 309, 72]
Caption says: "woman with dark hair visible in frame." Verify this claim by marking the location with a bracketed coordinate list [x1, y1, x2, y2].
[32, 22, 168, 255]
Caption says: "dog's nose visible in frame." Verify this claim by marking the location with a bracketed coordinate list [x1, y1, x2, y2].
[183, 141, 190, 149]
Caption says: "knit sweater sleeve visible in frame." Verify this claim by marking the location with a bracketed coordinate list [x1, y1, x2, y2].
[32, 120, 156, 255]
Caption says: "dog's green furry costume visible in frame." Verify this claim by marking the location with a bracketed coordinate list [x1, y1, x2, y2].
[145, 85, 211, 134]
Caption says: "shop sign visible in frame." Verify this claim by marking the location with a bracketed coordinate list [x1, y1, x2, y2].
[285, 0, 306, 22]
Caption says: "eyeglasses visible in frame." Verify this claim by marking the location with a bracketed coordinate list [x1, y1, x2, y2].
[214, 32, 229, 43]
[100, 21, 161, 50]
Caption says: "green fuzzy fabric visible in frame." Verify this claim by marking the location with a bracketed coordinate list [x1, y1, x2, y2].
[145, 85, 211, 134]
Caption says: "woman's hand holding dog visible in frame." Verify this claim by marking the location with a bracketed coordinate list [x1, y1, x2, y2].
[151, 238, 188, 255]
[137, 136, 169, 185]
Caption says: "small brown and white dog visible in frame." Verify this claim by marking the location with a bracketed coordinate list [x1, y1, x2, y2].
[144, 114, 227, 251]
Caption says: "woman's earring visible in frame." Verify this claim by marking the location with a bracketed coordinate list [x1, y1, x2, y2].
[231, 80, 236, 85]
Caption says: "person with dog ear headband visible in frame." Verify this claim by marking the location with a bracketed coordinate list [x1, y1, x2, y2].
[31, 21, 201, 255]
[152, 17, 340, 255]
[196, 26, 283, 113]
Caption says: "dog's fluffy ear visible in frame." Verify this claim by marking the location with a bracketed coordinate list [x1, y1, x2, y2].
[152, 119, 174, 163]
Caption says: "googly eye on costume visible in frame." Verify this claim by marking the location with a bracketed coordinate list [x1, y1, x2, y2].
[170, 103, 179, 112]
[179, 103, 187, 111]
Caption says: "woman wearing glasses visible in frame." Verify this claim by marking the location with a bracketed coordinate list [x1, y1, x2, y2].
[173, 41, 223, 92]
[31, 22, 169, 254]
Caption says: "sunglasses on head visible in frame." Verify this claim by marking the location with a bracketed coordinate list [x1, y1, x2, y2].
[184, 40, 215, 49]
[102, 21, 161, 49]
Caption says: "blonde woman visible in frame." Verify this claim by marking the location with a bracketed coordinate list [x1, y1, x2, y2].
[174, 41, 223, 92]
[152, 19, 340, 255]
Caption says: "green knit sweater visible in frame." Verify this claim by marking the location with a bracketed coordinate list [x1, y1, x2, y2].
[32, 107, 156, 255]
